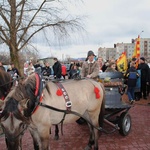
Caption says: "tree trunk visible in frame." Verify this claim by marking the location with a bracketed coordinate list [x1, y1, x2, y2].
[9, 46, 23, 76]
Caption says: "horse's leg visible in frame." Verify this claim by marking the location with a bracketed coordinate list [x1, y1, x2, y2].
[85, 123, 94, 150]
[87, 118, 99, 150]
[38, 127, 50, 150]
[30, 127, 50, 150]
[85, 107, 103, 150]
[5, 137, 9, 149]
[29, 124, 52, 150]
[54, 125, 59, 140]
[29, 127, 41, 150]
[98, 91, 105, 136]
[81, 111, 94, 150]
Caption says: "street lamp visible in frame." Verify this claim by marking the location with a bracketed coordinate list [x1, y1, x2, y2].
[139, 30, 144, 36]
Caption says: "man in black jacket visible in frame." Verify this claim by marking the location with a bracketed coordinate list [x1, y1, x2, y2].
[138, 57, 150, 99]
[52, 58, 62, 79]
[147, 65, 150, 97]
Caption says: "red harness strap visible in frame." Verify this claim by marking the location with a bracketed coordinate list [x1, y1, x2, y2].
[56, 82, 72, 111]
[35, 73, 40, 96]
[32, 73, 43, 114]
[33, 94, 43, 114]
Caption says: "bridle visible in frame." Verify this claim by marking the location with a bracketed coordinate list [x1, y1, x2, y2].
[1, 124, 28, 142]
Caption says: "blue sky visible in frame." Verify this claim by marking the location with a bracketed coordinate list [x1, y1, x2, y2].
[33, 0, 150, 60]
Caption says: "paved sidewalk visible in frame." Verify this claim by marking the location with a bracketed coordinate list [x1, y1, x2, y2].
[0, 95, 150, 150]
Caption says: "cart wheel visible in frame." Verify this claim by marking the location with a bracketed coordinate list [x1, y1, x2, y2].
[118, 112, 131, 136]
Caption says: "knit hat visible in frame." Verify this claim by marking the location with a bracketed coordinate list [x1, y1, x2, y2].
[140, 57, 145, 61]
[87, 50, 95, 57]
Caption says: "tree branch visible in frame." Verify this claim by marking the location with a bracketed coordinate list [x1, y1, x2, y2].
[17, 0, 47, 46]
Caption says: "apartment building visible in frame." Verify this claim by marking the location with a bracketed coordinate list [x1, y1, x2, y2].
[98, 47, 116, 61]
[98, 38, 150, 62]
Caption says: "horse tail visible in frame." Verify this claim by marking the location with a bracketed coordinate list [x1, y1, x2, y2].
[99, 83, 105, 128]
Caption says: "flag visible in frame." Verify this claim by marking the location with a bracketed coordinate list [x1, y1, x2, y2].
[132, 35, 140, 68]
[116, 52, 127, 72]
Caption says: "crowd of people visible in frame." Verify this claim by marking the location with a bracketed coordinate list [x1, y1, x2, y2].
[74, 50, 150, 104]
[0, 50, 150, 103]
[96, 53, 150, 103]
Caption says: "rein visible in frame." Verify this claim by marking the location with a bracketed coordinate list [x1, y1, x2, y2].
[38, 102, 118, 134]
[38, 102, 103, 132]
[0, 76, 20, 87]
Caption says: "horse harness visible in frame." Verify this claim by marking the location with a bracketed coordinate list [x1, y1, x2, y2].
[56, 82, 72, 111]
[29, 73, 104, 133]
[32, 73, 72, 114]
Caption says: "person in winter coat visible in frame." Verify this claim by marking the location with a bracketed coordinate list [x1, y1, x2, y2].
[27, 62, 35, 76]
[125, 61, 140, 104]
[42, 62, 51, 77]
[81, 50, 99, 80]
[68, 64, 79, 79]
[34, 60, 42, 73]
[52, 58, 62, 79]
[138, 57, 150, 99]
[147, 67, 150, 97]
[105, 62, 117, 72]
[61, 64, 67, 79]
[10, 63, 20, 77]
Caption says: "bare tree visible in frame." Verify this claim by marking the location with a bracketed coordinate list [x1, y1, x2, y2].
[0, 0, 84, 75]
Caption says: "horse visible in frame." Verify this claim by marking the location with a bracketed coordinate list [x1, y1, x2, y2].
[0, 73, 105, 150]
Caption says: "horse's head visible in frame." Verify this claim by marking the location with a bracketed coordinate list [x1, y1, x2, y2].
[0, 73, 40, 149]
[0, 87, 31, 150]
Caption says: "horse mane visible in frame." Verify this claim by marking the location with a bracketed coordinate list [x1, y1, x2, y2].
[0, 69, 12, 98]
[12, 74, 37, 117]
[12, 74, 36, 100]
[0, 74, 37, 122]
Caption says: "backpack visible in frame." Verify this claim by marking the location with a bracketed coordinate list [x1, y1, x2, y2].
[128, 72, 137, 79]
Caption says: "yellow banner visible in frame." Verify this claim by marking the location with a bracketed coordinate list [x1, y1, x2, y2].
[117, 52, 127, 72]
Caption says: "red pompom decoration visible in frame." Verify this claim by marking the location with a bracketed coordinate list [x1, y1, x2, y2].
[94, 86, 100, 93]
[94, 86, 100, 99]
[56, 89, 63, 96]
[96, 93, 100, 99]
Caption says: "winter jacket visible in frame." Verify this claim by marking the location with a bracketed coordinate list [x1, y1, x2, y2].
[61, 65, 67, 76]
[138, 63, 149, 82]
[125, 66, 139, 87]
[42, 66, 51, 76]
[52, 61, 62, 79]
[81, 60, 100, 80]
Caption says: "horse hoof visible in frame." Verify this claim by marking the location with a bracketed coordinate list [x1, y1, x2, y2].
[84, 145, 92, 150]
[54, 135, 59, 140]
